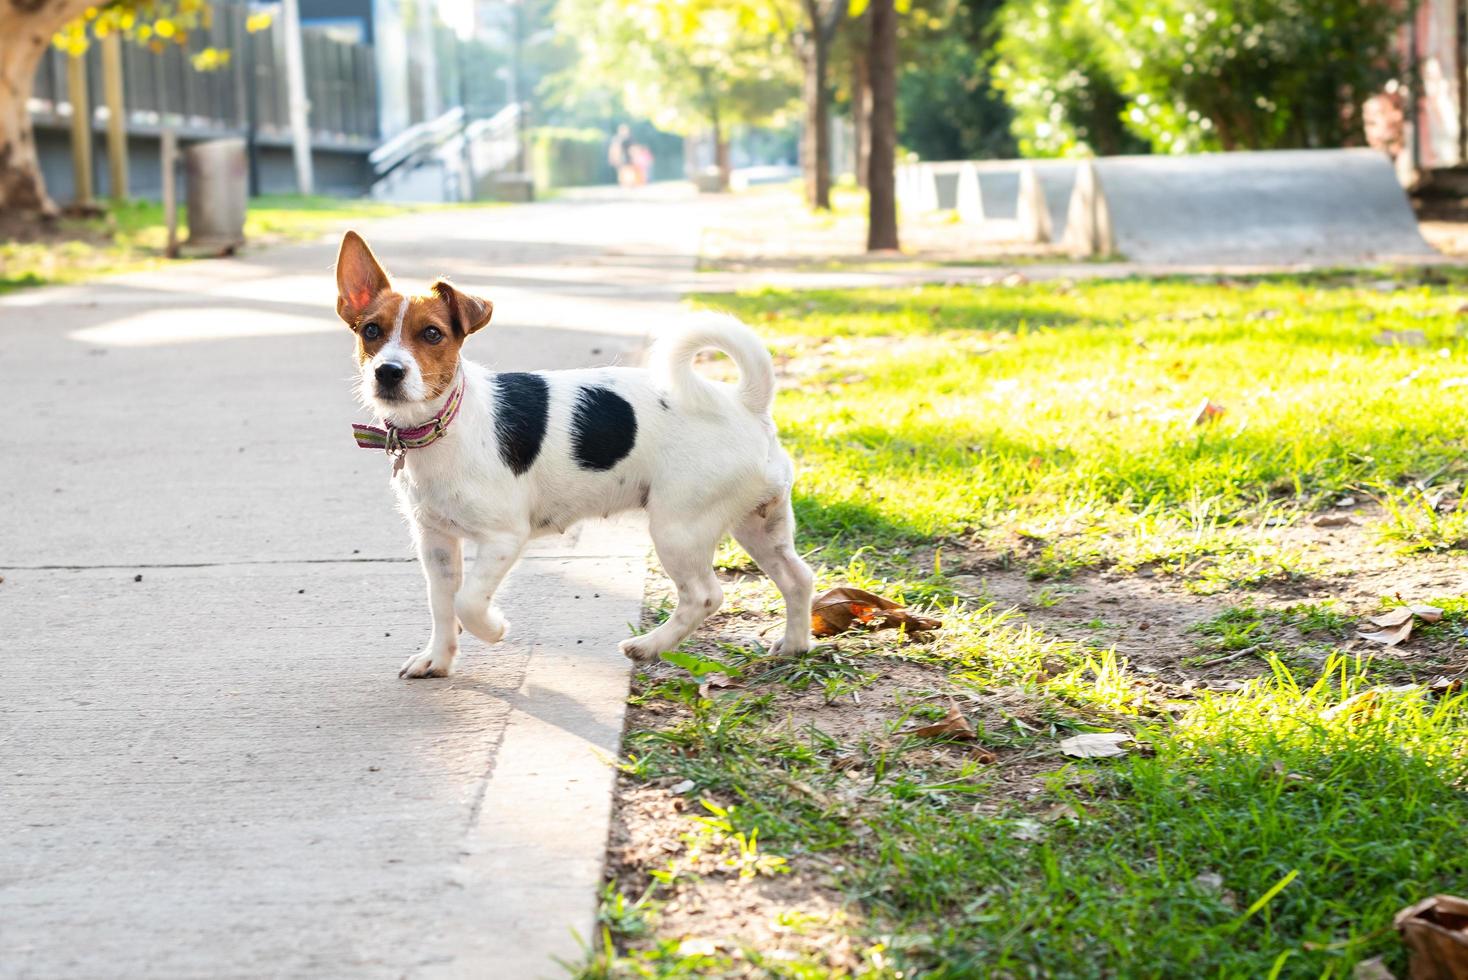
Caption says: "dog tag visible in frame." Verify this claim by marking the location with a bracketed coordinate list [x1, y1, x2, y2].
[392, 452, 407, 476]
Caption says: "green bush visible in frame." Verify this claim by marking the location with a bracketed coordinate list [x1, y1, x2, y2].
[993, 0, 1410, 156]
[530, 127, 616, 189]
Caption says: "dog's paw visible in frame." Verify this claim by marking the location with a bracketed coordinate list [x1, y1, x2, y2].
[769, 636, 811, 658]
[455, 599, 509, 645]
[618, 636, 660, 664]
[399, 647, 455, 679]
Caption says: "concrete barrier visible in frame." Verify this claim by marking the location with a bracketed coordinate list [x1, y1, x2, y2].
[898, 159, 1075, 239]
[1064, 148, 1435, 264]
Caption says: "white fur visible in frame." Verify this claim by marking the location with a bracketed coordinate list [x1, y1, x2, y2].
[361, 311, 815, 679]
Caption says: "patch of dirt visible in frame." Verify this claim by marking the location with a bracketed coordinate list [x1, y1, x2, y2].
[0, 209, 108, 246]
[946, 503, 1466, 683]
[605, 777, 862, 973]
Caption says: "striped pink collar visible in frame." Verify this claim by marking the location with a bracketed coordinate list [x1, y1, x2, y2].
[352, 379, 465, 474]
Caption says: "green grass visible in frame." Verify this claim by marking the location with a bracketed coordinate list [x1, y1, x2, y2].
[698, 272, 1468, 584]
[0, 195, 484, 293]
[585, 270, 1468, 978]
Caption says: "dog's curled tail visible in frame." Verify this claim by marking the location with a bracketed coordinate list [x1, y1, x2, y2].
[653, 312, 775, 417]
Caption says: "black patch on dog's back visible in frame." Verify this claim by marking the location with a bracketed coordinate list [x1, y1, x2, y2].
[570, 385, 637, 471]
[492, 373, 550, 475]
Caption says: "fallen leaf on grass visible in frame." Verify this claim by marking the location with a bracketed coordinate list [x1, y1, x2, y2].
[1010, 818, 1045, 841]
[1312, 513, 1355, 528]
[1356, 605, 1443, 646]
[1191, 398, 1227, 426]
[1058, 732, 1133, 758]
[1395, 894, 1468, 980]
[810, 586, 942, 638]
[1349, 956, 1394, 980]
[697, 673, 742, 698]
[903, 705, 975, 740]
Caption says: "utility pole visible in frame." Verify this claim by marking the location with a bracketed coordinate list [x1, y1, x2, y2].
[100, 32, 128, 202]
[244, 23, 261, 197]
[279, 0, 314, 194]
[66, 51, 93, 207]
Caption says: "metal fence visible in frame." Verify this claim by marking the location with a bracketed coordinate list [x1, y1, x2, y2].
[30, 2, 378, 147]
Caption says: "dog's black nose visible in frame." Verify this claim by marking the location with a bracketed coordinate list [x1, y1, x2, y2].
[375, 361, 406, 388]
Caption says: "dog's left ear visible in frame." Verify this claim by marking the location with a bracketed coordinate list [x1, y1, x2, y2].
[432, 278, 493, 337]
[336, 230, 390, 325]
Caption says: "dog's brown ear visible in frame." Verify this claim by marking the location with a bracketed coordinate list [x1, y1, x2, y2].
[336, 231, 390, 324]
[432, 278, 493, 336]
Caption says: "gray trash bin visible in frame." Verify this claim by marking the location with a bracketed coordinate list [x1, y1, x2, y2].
[185, 138, 247, 253]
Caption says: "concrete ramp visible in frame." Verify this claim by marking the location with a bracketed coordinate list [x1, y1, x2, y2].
[1069, 148, 1435, 264]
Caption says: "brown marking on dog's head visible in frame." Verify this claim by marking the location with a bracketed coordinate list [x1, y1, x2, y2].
[399, 292, 466, 398]
[336, 233, 494, 403]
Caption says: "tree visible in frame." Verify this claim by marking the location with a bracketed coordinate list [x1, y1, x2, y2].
[896, 0, 1015, 161]
[1095, 0, 1409, 152]
[554, 0, 797, 188]
[991, 0, 1141, 156]
[776, 0, 849, 209]
[1, 0, 221, 216]
[992, 0, 1410, 156]
[864, 0, 897, 250]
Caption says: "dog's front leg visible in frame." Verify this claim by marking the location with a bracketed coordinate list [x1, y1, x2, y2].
[453, 530, 527, 647]
[399, 527, 464, 679]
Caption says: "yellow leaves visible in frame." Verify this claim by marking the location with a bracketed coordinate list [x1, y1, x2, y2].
[191, 47, 231, 72]
[245, 11, 274, 33]
[57, 1, 207, 55]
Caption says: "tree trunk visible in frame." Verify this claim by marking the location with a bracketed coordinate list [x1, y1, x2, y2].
[801, 36, 831, 210]
[865, 0, 898, 251]
[852, 48, 870, 189]
[0, 0, 97, 216]
[712, 114, 730, 191]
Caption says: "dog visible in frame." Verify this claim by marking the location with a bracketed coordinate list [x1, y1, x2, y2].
[336, 231, 815, 678]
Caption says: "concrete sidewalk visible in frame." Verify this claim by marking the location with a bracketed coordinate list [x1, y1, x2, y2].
[0, 191, 708, 978]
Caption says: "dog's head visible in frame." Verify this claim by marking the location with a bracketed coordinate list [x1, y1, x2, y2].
[335, 230, 493, 416]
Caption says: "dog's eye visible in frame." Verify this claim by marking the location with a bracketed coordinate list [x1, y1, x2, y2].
[422, 326, 444, 345]
[362, 322, 381, 341]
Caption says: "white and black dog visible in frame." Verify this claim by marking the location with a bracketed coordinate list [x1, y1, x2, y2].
[337, 231, 814, 678]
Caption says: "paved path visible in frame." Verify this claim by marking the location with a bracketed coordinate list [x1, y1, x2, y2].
[0, 190, 711, 978]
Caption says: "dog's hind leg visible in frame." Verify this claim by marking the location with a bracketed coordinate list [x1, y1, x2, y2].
[400, 527, 465, 679]
[733, 491, 813, 657]
[453, 528, 527, 648]
[619, 513, 726, 663]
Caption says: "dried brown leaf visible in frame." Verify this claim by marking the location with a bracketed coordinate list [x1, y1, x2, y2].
[1395, 894, 1468, 980]
[697, 673, 741, 698]
[1357, 619, 1413, 646]
[904, 705, 975, 740]
[1058, 732, 1133, 758]
[810, 586, 942, 638]
[1191, 398, 1227, 425]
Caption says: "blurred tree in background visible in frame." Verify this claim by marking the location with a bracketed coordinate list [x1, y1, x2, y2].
[1, 0, 235, 215]
[992, 0, 1410, 156]
[554, 0, 798, 189]
[897, 0, 1015, 160]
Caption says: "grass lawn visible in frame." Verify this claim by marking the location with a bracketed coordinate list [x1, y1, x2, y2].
[580, 269, 1468, 978]
[0, 195, 480, 294]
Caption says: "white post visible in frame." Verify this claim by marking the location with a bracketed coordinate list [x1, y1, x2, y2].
[279, 0, 314, 195]
[1017, 165, 1051, 244]
[417, 0, 441, 120]
[956, 163, 984, 223]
